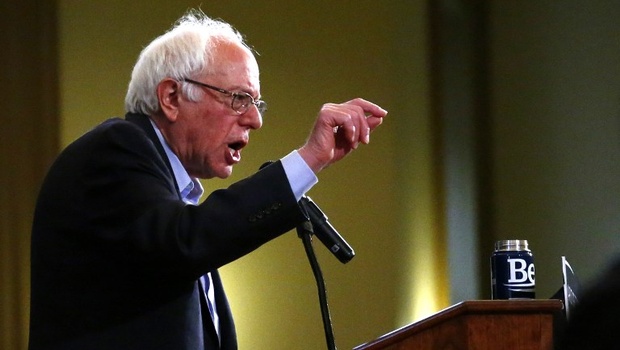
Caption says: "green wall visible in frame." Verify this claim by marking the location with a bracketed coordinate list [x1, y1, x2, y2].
[488, 1, 620, 298]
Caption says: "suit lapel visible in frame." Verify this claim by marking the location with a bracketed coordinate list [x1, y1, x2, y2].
[197, 279, 221, 349]
[211, 271, 237, 350]
[125, 113, 181, 198]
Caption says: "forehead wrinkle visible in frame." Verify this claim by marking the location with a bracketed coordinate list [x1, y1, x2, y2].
[207, 53, 260, 97]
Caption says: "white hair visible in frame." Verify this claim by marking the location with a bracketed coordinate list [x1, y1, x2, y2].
[125, 10, 249, 115]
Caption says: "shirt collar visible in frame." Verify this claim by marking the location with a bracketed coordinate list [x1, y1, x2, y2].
[149, 118, 204, 205]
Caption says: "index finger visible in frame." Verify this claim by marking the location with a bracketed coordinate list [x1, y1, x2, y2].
[344, 98, 388, 118]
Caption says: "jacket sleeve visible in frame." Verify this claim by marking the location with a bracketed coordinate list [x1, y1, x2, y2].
[32, 118, 307, 281]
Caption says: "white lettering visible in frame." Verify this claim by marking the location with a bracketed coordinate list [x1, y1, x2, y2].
[506, 258, 535, 285]
[507, 258, 528, 283]
[527, 263, 535, 283]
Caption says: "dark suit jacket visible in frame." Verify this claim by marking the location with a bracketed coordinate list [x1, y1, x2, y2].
[29, 113, 307, 349]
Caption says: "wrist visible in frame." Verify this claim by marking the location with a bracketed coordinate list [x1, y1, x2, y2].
[297, 145, 329, 174]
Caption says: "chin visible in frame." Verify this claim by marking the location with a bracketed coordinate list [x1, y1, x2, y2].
[193, 165, 232, 180]
[214, 166, 234, 179]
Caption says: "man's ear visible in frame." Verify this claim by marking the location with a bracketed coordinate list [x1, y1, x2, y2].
[156, 78, 182, 122]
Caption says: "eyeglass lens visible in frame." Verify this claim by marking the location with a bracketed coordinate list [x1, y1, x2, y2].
[233, 95, 266, 115]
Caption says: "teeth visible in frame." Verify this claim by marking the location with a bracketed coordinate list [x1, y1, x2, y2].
[231, 148, 241, 162]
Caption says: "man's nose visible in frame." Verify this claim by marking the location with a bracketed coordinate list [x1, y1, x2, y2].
[239, 105, 263, 129]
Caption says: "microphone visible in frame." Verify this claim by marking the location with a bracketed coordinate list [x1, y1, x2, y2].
[298, 196, 355, 264]
[259, 161, 355, 264]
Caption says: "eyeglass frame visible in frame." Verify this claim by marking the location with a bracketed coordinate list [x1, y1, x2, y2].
[182, 78, 267, 115]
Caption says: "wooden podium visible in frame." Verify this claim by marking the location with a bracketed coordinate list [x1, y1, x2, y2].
[354, 300, 564, 350]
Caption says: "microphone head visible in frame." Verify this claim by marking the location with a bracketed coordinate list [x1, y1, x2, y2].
[301, 196, 355, 264]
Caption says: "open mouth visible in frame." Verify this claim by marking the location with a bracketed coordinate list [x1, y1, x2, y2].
[227, 139, 248, 163]
[228, 141, 245, 151]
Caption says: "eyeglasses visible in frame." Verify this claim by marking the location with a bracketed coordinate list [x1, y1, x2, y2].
[183, 78, 267, 116]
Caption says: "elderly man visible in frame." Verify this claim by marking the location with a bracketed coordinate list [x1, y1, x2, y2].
[29, 10, 386, 350]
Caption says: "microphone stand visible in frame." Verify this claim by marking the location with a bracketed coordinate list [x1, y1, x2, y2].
[296, 220, 337, 350]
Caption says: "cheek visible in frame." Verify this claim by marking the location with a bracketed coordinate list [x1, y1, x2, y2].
[189, 129, 217, 154]
[190, 122, 228, 154]
[183, 107, 237, 155]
